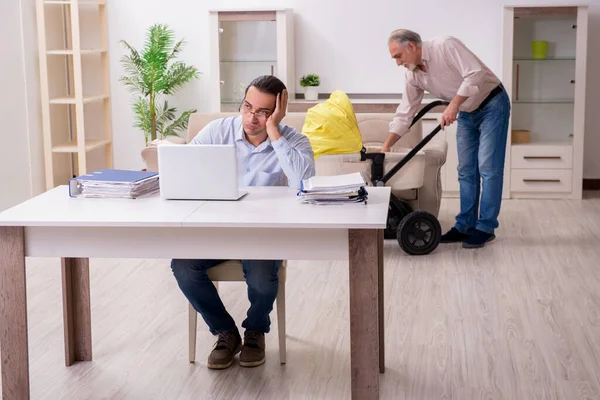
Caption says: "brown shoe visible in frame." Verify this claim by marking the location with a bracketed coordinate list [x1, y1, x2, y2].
[240, 330, 266, 367]
[207, 330, 242, 370]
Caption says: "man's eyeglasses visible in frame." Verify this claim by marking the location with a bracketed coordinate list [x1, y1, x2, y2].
[239, 101, 273, 121]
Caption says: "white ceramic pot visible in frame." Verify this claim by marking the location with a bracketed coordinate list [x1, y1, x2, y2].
[304, 86, 319, 101]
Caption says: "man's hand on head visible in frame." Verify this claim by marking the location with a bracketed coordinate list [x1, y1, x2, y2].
[266, 89, 288, 141]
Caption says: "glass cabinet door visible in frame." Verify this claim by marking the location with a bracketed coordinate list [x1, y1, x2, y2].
[219, 20, 277, 111]
[511, 13, 577, 144]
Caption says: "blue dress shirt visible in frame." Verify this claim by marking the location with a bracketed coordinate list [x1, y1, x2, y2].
[189, 116, 315, 189]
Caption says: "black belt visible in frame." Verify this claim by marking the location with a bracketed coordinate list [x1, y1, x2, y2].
[474, 84, 504, 112]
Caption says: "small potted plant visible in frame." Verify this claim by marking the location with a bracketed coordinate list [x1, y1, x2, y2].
[300, 73, 320, 101]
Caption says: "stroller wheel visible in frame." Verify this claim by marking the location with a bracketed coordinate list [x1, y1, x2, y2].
[384, 213, 400, 239]
[384, 200, 412, 239]
[397, 211, 441, 255]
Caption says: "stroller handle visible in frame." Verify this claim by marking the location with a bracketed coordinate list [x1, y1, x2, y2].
[378, 100, 449, 185]
[409, 100, 450, 128]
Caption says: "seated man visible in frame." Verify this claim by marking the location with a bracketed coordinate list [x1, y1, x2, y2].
[170, 75, 315, 370]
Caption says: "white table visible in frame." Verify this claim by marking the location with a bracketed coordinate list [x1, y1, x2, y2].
[0, 185, 390, 399]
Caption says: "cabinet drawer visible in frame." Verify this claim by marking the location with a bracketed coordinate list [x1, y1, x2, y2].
[511, 145, 572, 169]
[511, 169, 572, 193]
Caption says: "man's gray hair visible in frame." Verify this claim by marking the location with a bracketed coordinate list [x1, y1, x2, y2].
[388, 29, 422, 48]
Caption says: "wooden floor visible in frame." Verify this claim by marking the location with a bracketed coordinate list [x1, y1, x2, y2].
[2, 192, 600, 399]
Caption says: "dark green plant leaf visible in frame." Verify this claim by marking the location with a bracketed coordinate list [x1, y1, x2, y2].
[132, 96, 152, 144]
[162, 109, 196, 138]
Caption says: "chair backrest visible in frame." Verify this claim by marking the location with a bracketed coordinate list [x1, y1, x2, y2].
[141, 135, 186, 172]
[186, 112, 423, 149]
[355, 114, 422, 149]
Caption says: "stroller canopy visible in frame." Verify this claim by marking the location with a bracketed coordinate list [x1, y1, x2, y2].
[301, 90, 363, 159]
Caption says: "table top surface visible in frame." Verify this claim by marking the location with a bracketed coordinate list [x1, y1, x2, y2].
[0, 186, 391, 229]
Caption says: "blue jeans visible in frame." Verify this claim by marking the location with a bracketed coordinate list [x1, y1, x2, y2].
[454, 88, 510, 235]
[171, 259, 281, 334]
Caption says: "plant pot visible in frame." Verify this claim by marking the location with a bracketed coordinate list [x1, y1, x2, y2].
[304, 86, 319, 101]
[140, 136, 187, 172]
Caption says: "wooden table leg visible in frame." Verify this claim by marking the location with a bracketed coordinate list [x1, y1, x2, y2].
[349, 229, 379, 399]
[62, 257, 92, 366]
[378, 228, 385, 373]
[0, 226, 30, 399]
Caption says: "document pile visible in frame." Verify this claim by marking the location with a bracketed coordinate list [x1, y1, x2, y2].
[298, 172, 368, 205]
[68, 169, 160, 199]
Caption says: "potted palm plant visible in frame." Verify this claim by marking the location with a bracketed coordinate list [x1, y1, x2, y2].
[300, 73, 320, 101]
[120, 24, 200, 151]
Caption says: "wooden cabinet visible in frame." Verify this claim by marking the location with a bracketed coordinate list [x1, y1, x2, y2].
[208, 8, 294, 112]
[511, 169, 573, 193]
[511, 144, 573, 169]
[502, 5, 588, 199]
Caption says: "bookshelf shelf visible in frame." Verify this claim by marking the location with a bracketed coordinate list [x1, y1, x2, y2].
[37, 0, 113, 189]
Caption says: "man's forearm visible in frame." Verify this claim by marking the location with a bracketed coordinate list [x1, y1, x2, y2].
[382, 133, 401, 151]
[272, 137, 315, 188]
[266, 124, 282, 142]
[450, 94, 468, 108]
[439, 94, 469, 130]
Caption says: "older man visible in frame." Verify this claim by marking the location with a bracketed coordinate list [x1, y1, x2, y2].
[382, 29, 510, 248]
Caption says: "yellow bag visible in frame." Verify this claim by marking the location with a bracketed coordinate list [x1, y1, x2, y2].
[301, 90, 363, 159]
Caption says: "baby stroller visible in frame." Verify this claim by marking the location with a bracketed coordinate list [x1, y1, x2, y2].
[361, 100, 449, 256]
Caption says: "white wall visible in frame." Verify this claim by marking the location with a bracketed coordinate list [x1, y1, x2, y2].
[106, 0, 600, 179]
[21, 0, 45, 201]
[0, 0, 44, 212]
[2, 0, 598, 208]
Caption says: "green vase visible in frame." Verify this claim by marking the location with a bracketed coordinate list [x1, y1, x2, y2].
[532, 41, 548, 59]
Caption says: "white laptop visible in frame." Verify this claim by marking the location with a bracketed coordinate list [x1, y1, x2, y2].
[157, 144, 247, 200]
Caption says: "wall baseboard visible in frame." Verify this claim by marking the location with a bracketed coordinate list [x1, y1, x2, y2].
[583, 179, 600, 190]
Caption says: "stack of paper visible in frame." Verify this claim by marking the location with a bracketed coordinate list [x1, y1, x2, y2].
[298, 172, 368, 205]
[69, 169, 160, 199]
